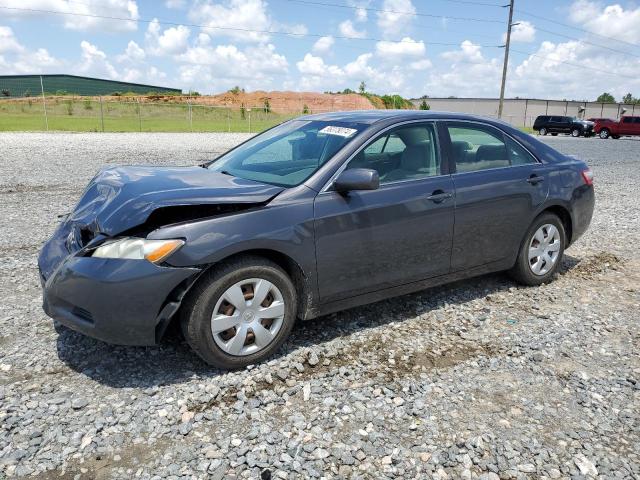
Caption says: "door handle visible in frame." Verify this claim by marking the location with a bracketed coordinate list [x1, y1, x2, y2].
[526, 175, 545, 185]
[426, 191, 453, 203]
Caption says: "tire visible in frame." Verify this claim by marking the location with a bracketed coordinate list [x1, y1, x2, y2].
[571, 128, 581, 137]
[509, 213, 566, 286]
[551, 133, 558, 136]
[539, 127, 547, 136]
[612, 135, 620, 139]
[599, 128, 610, 139]
[180, 256, 297, 369]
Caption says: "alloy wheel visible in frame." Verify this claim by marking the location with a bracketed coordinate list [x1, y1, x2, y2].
[528, 224, 561, 276]
[211, 278, 285, 356]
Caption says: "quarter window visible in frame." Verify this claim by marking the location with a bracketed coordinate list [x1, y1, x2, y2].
[447, 124, 534, 172]
[347, 123, 440, 183]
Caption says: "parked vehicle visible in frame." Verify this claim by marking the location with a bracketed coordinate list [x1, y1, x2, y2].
[587, 117, 614, 124]
[533, 115, 594, 137]
[594, 116, 640, 139]
[39, 111, 595, 369]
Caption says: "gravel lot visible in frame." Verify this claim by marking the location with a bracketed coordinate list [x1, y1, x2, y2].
[0, 132, 638, 479]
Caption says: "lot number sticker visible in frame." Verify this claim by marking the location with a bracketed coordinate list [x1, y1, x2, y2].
[319, 126, 358, 137]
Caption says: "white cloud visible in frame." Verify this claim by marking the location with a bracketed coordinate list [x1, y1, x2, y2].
[145, 19, 191, 55]
[570, 0, 640, 43]
[0, 26, 24, 54]
[506, 20, 535, 43]
[1, 0, 139, 32]
[77, 40, 118, 79]
[189, 0, 270, 42]
[377, 0, 415, 38]
[117, 40, 146, 62]
[339, 20, 366, 39]
[409, 58, 432, 70]
[441, 40, 484, 63]
[376, 37, 425, 58]
[165, 0, 185, 8]
[510, 39, 640, 100]
[11, 48, 62, 74]
[312, 36, 335, 55]
[347, 0, 369, 22]
[296, 53, 344, 77]
[177, 42, 288, 92]
[427, 42, 502, 97]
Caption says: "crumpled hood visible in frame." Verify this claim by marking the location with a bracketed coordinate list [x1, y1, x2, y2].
[67, 165, 284, 236]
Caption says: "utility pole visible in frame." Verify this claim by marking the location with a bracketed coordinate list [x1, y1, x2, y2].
[498, 0, 514, 119]
[39, 75, 48, 131]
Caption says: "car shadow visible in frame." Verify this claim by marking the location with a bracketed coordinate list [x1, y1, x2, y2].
[56, 253, 582, 388]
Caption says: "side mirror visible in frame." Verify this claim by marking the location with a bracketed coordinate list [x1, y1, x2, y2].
[333, 168, 380, 193]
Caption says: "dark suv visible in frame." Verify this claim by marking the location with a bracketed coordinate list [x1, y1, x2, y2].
[533, 115, 594, 137]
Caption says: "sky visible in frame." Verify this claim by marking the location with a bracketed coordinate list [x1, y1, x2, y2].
[1, 0, 639, 100]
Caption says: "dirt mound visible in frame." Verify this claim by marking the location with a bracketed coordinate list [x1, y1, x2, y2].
[192, 90, 376, 114]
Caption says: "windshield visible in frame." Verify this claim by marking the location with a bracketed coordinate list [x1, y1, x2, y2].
[208, 120, 366, 187]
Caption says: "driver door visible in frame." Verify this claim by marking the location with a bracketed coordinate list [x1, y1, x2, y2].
[313, 122, 454, 304]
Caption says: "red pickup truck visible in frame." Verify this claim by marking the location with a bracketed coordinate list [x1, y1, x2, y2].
[594, 116, 640, 139]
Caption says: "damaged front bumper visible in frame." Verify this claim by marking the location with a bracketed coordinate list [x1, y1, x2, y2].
[38, 222, 201, 346]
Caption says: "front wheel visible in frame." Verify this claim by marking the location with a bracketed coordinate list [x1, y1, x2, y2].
[539, 127, 547, 136]
[180, 256, 297, 369]
[510, 213, 566, 286]
[599, 129, 610, 139]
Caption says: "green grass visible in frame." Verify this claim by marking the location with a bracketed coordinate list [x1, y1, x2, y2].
[0, 99, 298, 133]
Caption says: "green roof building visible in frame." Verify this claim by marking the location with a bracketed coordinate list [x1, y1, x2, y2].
[0, 74, 182, 98]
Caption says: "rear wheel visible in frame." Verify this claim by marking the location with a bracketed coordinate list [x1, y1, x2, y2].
[180, 256, 297, 369]
[510, 213, 566, 286]
[599, 128, 610, 139]
[539, 127, 548, 136]
[571, 128, 581, 137]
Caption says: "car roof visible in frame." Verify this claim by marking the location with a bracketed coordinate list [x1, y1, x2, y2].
[299, 109, 510, 126]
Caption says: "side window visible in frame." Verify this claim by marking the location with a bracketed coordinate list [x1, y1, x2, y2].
[634, 117, 640, 124]
[363, 136, 386, 155]
[505, 136, 536, 165]
[623, 117, 632, 123]
[447, 124, 510, 173]
[347, 123, 440, 183]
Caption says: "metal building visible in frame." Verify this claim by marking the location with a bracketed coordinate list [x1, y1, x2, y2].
[0, 74, 181, 98]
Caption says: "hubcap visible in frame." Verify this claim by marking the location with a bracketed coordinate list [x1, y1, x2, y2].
[211, 278, 285, 356]
[528, 224, 561, 276]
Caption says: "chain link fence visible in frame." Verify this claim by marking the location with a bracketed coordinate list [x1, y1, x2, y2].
[0, 96, 310, 133]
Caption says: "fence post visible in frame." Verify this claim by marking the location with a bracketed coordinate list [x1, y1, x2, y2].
[227, 108, 231, 133]
[248, 108, 251, 134]
[39, 75, 48, 131]
[137, 97, 142, 132]
[188, 98, 193, 132]
[99, 96, 105, 132]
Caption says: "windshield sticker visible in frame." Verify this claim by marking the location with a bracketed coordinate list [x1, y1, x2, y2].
[319, 126, 358, 137]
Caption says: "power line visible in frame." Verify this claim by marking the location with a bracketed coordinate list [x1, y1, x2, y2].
[509, 48, 636, 80]
[515, 8, 640, 49]
[533, 25, 640, 60]
[284, 0, 505, 23]
[0, 5, 501, 47]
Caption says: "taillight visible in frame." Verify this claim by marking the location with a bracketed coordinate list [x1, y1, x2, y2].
[581, 168, 594, 186]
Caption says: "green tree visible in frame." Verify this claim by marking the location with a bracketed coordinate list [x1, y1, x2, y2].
[240, 102, 246, 119]
[622, 93, 635, 104]
[263, 98, 271, 113]
[302, 104, 310, 114]
[419, 100, 430, 110]
[229, 86, 242, 95]
[596, 92, 615, 103]
[358, 81, 366, 94]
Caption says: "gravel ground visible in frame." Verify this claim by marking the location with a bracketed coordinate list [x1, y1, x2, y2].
[0, 132, 638, 479]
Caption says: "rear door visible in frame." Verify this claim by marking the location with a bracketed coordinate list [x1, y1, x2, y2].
[444, 121, 550, 271]
[634, 117, 640, 135]
[314, 121, 454, 303]
[620, 117, 635, 135]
